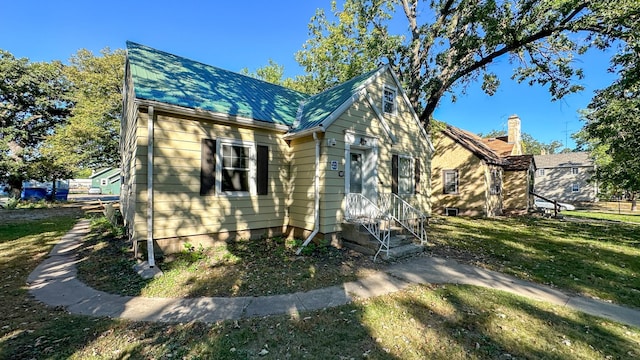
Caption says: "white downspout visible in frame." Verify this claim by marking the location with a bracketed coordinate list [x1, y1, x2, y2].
[296, 131, 321, 255]
[146, 106, 156, 267]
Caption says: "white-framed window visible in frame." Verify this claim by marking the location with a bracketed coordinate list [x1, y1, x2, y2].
[443, 169, 459, 194]
[537, 169, 545, 176]
[398, 155, 414, 195]
[100, 179, 108, 186]
[572, 167, 579, 174]
[490, 168, 501, 195]
[217, 139, 256, 195]
[382, 86, 397, 115]
[572, 183, 580, 192]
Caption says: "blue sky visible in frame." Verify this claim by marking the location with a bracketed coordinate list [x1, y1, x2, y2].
[1, 1, 617, 149]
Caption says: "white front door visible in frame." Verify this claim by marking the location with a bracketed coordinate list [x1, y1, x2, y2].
[350, 151, 363, 194]
[349, 148, 377, 202]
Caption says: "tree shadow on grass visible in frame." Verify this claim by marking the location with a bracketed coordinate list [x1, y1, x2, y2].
[429, 216, 640, 308]
[392, 284, 639, 359]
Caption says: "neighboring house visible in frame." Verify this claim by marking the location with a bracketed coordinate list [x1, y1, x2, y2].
[68, 178, 92, 190]
[121, 42, 433, 262]
[502, 155, 536, 214]
[90, 168, 121, 195]
[533, 152, 597, 203]
[431, 115, 535, 216]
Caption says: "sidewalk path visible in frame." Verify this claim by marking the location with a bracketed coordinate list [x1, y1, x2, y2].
[28, 220, 640, 328]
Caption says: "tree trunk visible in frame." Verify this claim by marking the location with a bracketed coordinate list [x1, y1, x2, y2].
[50, 180, 57, 202]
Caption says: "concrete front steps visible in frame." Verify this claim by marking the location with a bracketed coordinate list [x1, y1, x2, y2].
[341, 222, 424, 260]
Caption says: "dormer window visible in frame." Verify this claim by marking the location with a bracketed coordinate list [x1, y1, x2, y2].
[383, 86, 397, 115]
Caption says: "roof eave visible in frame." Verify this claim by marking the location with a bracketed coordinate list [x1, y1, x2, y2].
[283, 125, 325, 140]
[90, 168, 115, 179]
[442, 127, 504, 165]
[134, 99, 291, 132]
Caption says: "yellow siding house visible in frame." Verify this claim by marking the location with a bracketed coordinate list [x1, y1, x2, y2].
[121, 42, 433, 263]
[431, 115, 535, 217]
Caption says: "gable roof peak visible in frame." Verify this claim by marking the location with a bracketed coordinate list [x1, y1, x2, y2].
[286, 65, 388, 135]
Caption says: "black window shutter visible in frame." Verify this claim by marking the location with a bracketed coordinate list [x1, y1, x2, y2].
[391, 154, 398, 194]
[414, 158, 421, 194]
[257, 145, 269, 195]
[200, 139, 216, 196]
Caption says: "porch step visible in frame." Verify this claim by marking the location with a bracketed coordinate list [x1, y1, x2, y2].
[341, 222, 423, 260]
[342, 239, 378, 256]
[378, 243, 425, 261]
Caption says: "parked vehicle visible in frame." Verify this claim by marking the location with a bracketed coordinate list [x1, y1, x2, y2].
[88, 187, 102, 195]
[534, 198, 575, 211]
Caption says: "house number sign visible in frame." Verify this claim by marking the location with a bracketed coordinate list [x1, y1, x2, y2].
[330, 160, 338, 170]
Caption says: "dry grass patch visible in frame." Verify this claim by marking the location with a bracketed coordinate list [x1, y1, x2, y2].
[76, 217, 382, 298]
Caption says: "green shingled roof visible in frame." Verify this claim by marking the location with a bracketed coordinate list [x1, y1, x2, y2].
[293, 67, 383, 132]
[127, 41, 308, 127]
[126, 42, 385, 133]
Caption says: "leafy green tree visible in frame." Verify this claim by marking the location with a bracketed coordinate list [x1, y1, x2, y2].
[575, 41, 640, 210]
[48, 48, 125, 172]
[297, 0, 640, 129]
[240, 59, 307, 92]
[241, 59, 286, 85]
[480, 129, 563, 155]
[0, 50, 71, 194]
[295, 0, 401, 94]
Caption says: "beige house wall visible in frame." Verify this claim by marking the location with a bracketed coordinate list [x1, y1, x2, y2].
[369, 71, 432, 214]
[503, 170, 528, 211]
[126, 108, 293, 253]
[120, 67, 150, 252]
[431, 133, 489, 216]
[288, 135, 317, 234]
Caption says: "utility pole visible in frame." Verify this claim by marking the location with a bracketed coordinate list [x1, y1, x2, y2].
[562, 121, 571, 149]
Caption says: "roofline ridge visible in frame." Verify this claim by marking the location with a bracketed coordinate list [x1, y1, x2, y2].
[308, 65, 386, 99]
[443, 124, 506, 165]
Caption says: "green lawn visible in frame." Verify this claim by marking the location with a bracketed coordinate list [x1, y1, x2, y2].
[564, 210, 640, 224]
[1, 209, 639, 359]
[429, 215, 640, 308]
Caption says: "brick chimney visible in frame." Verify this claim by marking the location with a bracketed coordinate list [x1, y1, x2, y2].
[507, 115, 522, 155]
[507, 115, 521, 143]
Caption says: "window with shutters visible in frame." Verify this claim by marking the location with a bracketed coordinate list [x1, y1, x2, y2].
[200, 138, 268, 196]
[220, 142, 253, 193]
[443, 170, 459, 194]
[392, 154, 419, 195]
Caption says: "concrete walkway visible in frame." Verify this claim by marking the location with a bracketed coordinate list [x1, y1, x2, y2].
[28, 220, 640, 328]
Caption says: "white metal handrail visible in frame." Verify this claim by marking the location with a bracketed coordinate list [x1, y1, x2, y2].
[345, 193, 391, 261]
[378, 193, 428, 245]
